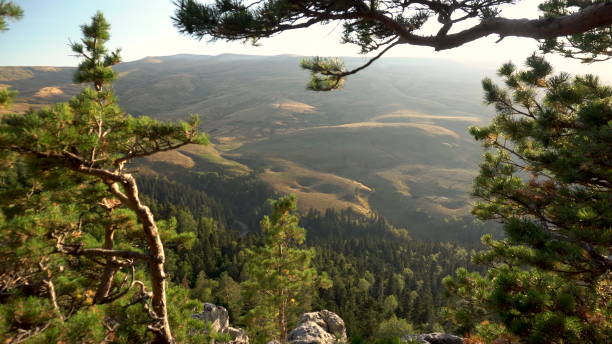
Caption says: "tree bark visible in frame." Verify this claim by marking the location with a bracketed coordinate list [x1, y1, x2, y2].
[72, 164, 174, 344]
[177, 1, 612, 52]
[278, 299, 287, 344]
[94, 225, 119, 304]
[114, 174, 173, 344]
[43, 279, 61, 320]
[385, 2, 612, 51]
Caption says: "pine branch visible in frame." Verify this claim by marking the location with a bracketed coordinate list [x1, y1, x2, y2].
[393, 2, 612, 51]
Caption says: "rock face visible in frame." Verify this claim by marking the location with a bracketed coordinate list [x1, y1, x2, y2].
[192, 303, 249, 344]
[190, 305, 461, 344]
[402, 333, 463, 344]
[287, 310, 347, 344]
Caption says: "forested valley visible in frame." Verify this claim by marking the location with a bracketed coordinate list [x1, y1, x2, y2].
[1, 1, 610, 344]
[138, 173, 477, 338]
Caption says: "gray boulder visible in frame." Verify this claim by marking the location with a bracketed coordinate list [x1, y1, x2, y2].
[192, 303, 229, 332]
[192, 303, 249, 344]
[402, 333, 463, 344]
[287, 310, 347, 344]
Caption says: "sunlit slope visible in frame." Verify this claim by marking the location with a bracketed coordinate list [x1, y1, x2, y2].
[139, 143, 250, 177]
[0, 67, 77, 114]
[1, 55, 494, 240]
[232, 113, 482, 226]
[260, 159, 373, 214]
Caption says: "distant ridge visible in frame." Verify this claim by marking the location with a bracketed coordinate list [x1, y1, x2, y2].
[1, 54, 493, 241]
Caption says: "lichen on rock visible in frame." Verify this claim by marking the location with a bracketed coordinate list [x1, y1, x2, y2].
[192, 303, 249, 344]
[287, 310, 347, 344]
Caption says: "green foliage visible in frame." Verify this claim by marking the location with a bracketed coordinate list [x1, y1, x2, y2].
[0, 0, 22, 32]
[173, 0, 611, 90]
[241, 195, 332, 343]
[382, 295, 399, 318]
[445, 56, 612, 343]
[0, 86, 17, 107]
[304, 208, 475, 337]
[0, 161, 119, 342]
[191, 271, 219, 302]
[138, 173, 479, 341]
[172, 0, 515, 50]
[216, 272, 243, 320]
[300, 57, 347, 91]
[374, 316, 414, 341]
[172, 0, 519, 90]
[540, 0, 612, 62]
[0, 1, 22, 106]
[166, 285, 231, 344]
[0, 11, 207, 343]
[70, 11, 122, 91]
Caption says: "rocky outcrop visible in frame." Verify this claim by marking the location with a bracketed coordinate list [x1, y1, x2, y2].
[402, 333, 463, 344]
[192, 303, 249, 344]
[287, 310, 347, 344]
[190, 305, 462, 344]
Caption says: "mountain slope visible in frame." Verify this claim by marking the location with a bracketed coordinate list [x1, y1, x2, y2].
[0, 55, 495, 241]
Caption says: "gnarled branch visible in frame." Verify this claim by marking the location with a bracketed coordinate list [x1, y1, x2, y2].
[392, 2, 612, 51]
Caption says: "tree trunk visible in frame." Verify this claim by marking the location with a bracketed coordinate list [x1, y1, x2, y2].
[73, 164, 174, 343]
[120, 175, 173, 344]
[95, 225, 119, 304]
[279, 299, 286, 344]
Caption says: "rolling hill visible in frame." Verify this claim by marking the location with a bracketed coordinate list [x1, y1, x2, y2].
[0, 54, 496, 241]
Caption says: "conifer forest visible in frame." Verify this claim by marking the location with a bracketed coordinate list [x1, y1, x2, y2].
[0, 1, 610, 343]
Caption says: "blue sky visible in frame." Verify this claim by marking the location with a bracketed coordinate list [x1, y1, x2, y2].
[1, 0, 364, 66]
[1, 0, 610, 79]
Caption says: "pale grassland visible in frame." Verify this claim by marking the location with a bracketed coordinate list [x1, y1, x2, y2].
[33, 86, 64, 98]
[377, 164, 477, 216]
[144, 150, 196, 169]
[295, 122, 460, 138]
[260, 158, 373, 214]
[181, 144, 251, 176]
[371, 110, 481, 123]
[0, 56, 490, 239]
[271, 101, 316, 113]
[0, 67, 34, 81]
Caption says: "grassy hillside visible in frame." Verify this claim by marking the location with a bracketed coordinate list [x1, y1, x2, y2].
[0, 55, 497, 242]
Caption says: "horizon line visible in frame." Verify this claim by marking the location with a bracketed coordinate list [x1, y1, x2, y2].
[0, 53, 482, 68]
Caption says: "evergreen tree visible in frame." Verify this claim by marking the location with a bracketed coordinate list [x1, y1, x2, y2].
[0, 87, 17, 108]
[0, 0, 22, 107]
[0, 0, 21, 32]
[173, 0, 612, 90]
[0, 12, 206, 344]
[443, 56, 611, 343]
[242, 196, 331, 343]
[216, 272, 243, 321]
[540, 0, 612, 62]
[374, 316, 414, 342]
[136, 174, 478, 341]
[191, 271, 219, 303]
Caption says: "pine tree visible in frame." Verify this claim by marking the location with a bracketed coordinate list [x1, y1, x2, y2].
[0, 0, 21, 32]
[0, 87, 17, 108]
[173, 0, 612, 90]
[443, 55, 611, 343]
[540, 0, 612, 62]
[0, 11, 206, 344]
[216, 272, 243, 320]
[242, 195, 331, 343]
[374, 316, 414, 342]
[0, 0, 22, 107]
